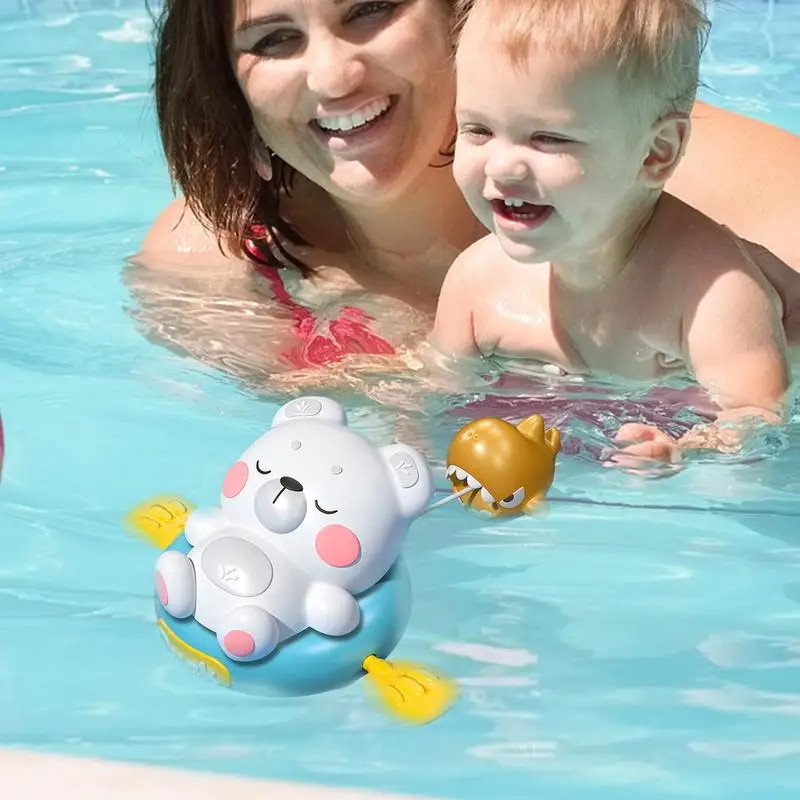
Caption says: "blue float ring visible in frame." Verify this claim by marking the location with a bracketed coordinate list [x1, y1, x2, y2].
[153, 533, 412, 697]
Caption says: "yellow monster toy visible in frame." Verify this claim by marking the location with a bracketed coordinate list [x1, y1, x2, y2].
[445, 414, 561, 516]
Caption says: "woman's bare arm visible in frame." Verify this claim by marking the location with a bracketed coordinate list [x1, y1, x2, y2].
[136, 196, 241, 269]
[671, 100, 800, 269]
[127, 198, 298, 383]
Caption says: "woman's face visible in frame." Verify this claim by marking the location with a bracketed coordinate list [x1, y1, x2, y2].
[231, 0, 455, 205]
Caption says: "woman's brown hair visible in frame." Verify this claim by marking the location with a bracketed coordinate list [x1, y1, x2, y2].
[148, 0, 458, 270]
[148, 1, 306, 268]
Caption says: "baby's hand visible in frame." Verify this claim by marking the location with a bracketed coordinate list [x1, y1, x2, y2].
[610, 423, 682, 471]
[610, 419, 747, 472]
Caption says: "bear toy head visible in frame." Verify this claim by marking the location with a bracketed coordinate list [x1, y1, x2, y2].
[217, 396, 433, 595]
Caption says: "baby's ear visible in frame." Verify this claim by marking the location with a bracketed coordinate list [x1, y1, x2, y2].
[639, 112, 691, 188]
[271, 396, 347, 428]
[379, 444, 434, 519]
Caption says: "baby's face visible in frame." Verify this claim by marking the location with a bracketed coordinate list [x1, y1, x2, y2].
[454, 21, 655, 264]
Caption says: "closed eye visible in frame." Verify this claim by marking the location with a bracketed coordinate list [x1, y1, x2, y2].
[315, 500, 337, 515]
[255, 461, 271, 475]
[457, 123, 491, 142]
[532, 133, 575, 147]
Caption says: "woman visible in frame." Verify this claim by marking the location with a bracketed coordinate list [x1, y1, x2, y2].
[133, 0, 800, 383]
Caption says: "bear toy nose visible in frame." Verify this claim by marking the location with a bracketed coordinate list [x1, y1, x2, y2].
[280, 476, 303, 493]
[254, 477, 307, 533]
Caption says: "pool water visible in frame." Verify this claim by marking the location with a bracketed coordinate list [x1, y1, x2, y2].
[1, 1, 800, 798]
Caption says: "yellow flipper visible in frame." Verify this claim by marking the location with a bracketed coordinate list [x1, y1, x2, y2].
[157, 619, 232, 688]
[124, 494, 195, 550]
[362, 655, 458, 725]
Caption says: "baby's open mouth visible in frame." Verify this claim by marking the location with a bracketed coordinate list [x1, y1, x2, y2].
[491, 198, 554, 224]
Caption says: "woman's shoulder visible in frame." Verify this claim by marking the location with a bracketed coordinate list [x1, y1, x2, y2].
[676, 101, 800, 269]
[134, 196, 245, 271]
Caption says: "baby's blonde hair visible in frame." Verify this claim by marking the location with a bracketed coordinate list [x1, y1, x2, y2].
[454, 0, 711, 117]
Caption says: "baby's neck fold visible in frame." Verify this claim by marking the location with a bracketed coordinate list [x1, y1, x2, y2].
[551, 194, 661, 293]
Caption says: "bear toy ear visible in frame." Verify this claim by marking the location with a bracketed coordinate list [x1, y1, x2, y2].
[379, 443, 434, 520]
[271, 396, 348, 429]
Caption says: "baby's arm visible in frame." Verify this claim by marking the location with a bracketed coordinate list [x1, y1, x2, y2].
[615, 231, 790, 464]
[684, 268, 788, 416]
[677, 260, 789, 448]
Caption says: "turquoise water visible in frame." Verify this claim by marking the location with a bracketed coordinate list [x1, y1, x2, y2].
[1, 1, 800, 798]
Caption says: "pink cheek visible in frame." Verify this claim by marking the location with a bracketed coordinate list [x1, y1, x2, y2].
[315, 525, 361, 569]
[222, 461, 249, 499]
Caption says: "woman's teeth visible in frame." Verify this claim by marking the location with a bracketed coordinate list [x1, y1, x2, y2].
[316, 98, 391, 133]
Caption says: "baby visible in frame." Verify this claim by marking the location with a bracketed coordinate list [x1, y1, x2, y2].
[431, 0, 800, 463]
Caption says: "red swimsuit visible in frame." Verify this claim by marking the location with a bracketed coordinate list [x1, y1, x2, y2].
[243, 226, 396, 368]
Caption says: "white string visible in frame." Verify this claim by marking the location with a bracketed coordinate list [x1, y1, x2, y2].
[420, 486, 474, 515]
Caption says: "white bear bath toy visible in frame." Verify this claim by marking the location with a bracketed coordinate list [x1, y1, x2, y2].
[154, 396, 433, 663]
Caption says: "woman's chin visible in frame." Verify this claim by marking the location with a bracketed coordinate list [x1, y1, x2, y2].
[326, 163, 419, 205]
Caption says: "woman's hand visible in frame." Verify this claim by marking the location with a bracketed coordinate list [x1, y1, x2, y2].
[262, 342, 491, 409]
[262, 352, 420, 397]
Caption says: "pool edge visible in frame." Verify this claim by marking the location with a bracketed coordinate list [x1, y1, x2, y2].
[0, 749, 433, 799]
